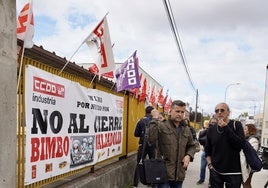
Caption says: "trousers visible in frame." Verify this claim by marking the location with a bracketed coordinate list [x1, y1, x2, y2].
[157, 181, 183, 188]
[199, 151, 207, 181]
[210, 169, 242, 188]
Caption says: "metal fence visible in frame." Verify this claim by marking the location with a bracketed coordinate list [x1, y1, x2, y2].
[17, 56, 145, 187]
[16, 50, 199, 187]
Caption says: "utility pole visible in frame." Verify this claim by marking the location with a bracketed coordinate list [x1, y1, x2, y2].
[194, 89, 198, 124]
[0, 1, 17, 187]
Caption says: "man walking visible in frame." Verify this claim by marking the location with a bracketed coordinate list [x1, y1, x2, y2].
[205, 102, 245, 188]
[148, 100, 196, 188]
[132, 106, 156, 188]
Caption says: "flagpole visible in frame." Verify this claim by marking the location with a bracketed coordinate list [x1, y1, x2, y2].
[89, 74, 97, 87]
[17, 46, 25, 93]
[58, 42, 84, 75]
[110, 82, 116, 91]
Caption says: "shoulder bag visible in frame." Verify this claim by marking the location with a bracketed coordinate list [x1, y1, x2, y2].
[243, 140, 262, 172]
[138, 121, 168, 185]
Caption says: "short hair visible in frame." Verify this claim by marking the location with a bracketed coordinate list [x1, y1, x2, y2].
[171, 100, 186, 108]
[145, 106, 154, 114]
[209, 117, 218, 124]
[215, 102, 230, 111]
[245, 123, 257, 135]
[203, 120, 210, 128]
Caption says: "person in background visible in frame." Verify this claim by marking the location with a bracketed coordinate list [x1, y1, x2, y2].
[196, 118, 217, 185]
[158, 112, 167, 122]
[205, 102, 245, 188]
[184, 118, 197, 141]
[242, 123, 259, 188]
[184, 118, 200, 153]
[148, 100, 196, 188]
[132, 106, 156, 188]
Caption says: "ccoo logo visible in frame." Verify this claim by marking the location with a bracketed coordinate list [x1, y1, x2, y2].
[33, 76, 65, 98]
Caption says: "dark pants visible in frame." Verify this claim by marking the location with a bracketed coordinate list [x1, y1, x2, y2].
[157, 181, 183, 188]
[133, 144, 156, 187]
[210, 169, 242, 188]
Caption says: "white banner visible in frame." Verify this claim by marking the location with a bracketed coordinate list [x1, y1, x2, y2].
[24, 65, 123, 185]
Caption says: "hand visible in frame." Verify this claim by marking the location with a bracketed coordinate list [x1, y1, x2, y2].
[218, 118, 227, 127]
[183, 155, 190, 169]
[208, 163, 213, 170]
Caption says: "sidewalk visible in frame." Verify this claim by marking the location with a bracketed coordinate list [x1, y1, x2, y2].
[137, 151, 268, 187]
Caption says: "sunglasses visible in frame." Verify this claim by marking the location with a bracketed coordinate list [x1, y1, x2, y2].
[215, 109, 225, 113]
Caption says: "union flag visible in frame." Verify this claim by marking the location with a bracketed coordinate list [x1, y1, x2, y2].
[17, 1, 34, 48]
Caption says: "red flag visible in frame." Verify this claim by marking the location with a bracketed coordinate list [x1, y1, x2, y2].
[162, 93, 168, 107]
[164, 98, 172, 112]
[157, 88, 164, 106]
[17, 2, 34, 48]
[102, 71, 114, 78]
[85, 16, 115, 75]
[88, 64, 99, 74]
[139, 78, 147, 102]
[89, 63, 114, 78]
[149, 86, 157, 107]
[161, 89, 169, 107]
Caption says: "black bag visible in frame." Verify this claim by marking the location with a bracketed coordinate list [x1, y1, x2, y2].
[138, 158, 168, 185]
[243, 140, 263, 172]
[138, 121, 168, 185]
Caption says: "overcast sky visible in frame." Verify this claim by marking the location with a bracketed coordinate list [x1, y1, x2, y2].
[17, 0, 268, 118]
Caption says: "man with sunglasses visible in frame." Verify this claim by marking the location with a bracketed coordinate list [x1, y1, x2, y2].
[205, 102, 245, 188]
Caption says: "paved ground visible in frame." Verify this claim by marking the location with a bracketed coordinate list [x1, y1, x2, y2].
[137, 150, 268, 188]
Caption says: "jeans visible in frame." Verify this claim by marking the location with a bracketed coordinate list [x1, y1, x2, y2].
[157, 181, 183, 188]
[199, 151, 207, 181]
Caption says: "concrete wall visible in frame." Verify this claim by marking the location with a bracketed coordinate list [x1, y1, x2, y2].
[0, 0, 17, 187]
[54, 154, 137, 188]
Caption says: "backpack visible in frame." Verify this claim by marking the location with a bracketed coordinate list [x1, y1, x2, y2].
[243, 140, 263, 171]
[141, 118, 156, 147]
[233, 121, 263, 172]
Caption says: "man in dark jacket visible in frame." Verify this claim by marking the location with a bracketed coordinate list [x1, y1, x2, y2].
[148, 100, 196, 188]
[132, 106, 156, 188]
[205, 102, 245, 188]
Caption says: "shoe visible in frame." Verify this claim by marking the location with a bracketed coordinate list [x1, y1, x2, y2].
[196, 179, 204, 185]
